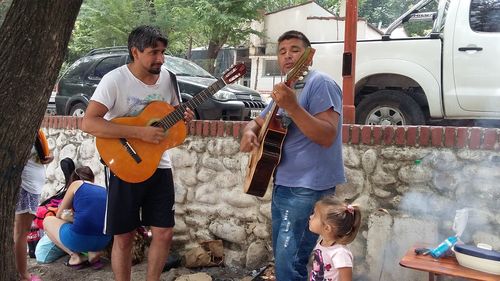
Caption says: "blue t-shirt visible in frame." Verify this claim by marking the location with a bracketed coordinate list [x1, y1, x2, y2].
[71, 182, 107, 235]
[260, 70, 345, 190]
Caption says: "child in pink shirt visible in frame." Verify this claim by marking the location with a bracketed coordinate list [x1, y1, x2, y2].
[309, 195, 361, 281]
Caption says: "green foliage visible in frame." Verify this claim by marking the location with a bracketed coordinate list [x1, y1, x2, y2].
[358, 0, 416, 27]
[67, 0, 267, 66]
[65, 0, 438, 70]
[359, 0, 438, 35]
[0, 0, 13, 25]
[192, 0, 266, 47]
[265, 0, 340, 14]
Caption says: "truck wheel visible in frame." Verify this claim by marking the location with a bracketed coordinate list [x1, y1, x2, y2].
[356, 90, 425, 125]
[69, 103, 87, 117]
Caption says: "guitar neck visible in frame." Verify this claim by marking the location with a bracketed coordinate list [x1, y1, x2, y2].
[156, 79, 226, 130]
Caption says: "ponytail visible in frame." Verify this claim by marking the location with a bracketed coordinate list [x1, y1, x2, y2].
[317, 195, 362, 245]
[337, 204, 361, 244]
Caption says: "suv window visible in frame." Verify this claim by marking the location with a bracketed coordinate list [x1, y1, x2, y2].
[165, 56, 214, 78]
[64, 57, 94, 80]
[92, 56, 123, 79]
[470, 0, 500, 32]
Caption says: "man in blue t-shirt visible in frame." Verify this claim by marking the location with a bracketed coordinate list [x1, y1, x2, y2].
[240, 30, 345, 280]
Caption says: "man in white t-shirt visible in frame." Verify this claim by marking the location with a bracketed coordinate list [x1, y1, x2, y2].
[82, 25, 194, 281]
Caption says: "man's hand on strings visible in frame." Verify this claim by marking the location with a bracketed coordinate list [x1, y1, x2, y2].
[271, 83, 299, 112]
[183, 107, 195, 123]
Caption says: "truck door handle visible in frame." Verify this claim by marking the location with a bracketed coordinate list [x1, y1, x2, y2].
[458, 47, 483, 51]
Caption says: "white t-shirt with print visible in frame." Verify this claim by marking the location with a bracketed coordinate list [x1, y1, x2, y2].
[310, 242, 353, 281]
[91, 65, 180, 169]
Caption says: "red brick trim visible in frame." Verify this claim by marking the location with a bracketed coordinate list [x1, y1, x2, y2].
[41, 117, 499, 150]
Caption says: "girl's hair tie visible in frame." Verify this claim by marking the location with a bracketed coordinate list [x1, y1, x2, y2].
[346, 204, 355, 214]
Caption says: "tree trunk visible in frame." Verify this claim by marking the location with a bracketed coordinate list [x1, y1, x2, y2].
[206, 40, 223, 75]
[0, 0, 82, 279]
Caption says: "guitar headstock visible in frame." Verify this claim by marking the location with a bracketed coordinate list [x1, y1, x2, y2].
[285, 47, 315, 86]
[221, 62, 247, 84]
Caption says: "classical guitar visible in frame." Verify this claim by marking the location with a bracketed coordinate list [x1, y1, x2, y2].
[34, 129, 50, 160]
[243, 47, 315, 197]
[96, 63, 246, 183]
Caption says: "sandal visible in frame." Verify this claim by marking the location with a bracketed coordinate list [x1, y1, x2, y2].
[89, 259, 105, 270]
[64, 259, 90, 270]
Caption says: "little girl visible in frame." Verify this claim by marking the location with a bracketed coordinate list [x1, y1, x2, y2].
[309, 195, 361, 281]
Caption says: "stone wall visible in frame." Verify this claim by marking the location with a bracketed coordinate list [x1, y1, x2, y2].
[41, 117, 500, 281]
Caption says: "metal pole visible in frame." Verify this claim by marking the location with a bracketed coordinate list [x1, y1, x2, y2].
[342, 0, 357, 124]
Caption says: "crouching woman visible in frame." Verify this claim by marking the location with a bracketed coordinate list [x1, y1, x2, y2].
[44, 167, 111, 269]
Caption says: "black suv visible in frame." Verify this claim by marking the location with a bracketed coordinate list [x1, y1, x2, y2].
[54, 47, 266, 120]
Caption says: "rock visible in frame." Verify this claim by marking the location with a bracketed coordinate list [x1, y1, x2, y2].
[174, 272, 212, 281]
[208, 219, 247, 243]
[361, 149, 377, 174]
[246, 241, 269, 269]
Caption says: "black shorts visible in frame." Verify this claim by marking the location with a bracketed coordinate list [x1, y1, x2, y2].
[104, 168, 175, 235]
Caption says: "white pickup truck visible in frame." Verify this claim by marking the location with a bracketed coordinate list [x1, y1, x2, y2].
[312, 0, 500, 125]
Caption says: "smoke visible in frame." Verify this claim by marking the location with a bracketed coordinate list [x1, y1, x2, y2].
[398, 155, 500, 248]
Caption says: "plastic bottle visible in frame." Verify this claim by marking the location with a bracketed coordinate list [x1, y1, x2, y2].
[27, 222, 40, 258]
[430, 236, 458, 259]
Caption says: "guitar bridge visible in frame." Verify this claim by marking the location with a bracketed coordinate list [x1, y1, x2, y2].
[119, 138, 142, 164]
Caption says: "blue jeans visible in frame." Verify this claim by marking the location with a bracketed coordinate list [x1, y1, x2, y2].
[272, 185, 335, 281]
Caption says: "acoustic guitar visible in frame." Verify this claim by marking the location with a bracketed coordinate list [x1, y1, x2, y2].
[96, 63, 246, 183]
[34, 129, 50, 160]
[243, 47, 315, 197]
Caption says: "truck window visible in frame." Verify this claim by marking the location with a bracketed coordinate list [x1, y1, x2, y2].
[470, 0, 500, 32]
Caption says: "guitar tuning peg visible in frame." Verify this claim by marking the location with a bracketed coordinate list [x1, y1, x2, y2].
[302, 71, 308, 76]
[298, 76, 304, 81]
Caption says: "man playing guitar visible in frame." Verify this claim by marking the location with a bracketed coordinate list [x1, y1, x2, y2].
[240, 30, 345, 281]
[82, 26, 194, 281]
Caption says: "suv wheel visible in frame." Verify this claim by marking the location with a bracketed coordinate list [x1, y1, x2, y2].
[70, 103, 87, 117]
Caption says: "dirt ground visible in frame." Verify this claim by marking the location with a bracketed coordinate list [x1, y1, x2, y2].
[27, 256, 271, 281]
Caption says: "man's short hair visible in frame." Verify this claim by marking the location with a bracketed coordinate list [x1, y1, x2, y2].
[278, 30, 311, 47]
[128, 25, 168, 61]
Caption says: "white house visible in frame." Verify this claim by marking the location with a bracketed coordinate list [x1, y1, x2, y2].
[249, 0, 382, 94]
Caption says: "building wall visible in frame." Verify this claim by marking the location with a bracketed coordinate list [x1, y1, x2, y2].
[264, 3, 335, 54]
[250, 2, 381, 93]
[41, 116, 500, 280]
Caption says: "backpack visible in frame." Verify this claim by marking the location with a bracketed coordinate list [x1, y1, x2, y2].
[33, 199, 61, 229]
[33, 158, 75, 229]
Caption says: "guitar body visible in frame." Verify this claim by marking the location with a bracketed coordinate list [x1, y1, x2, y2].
[35, 129, 50, 160]
[244, 116, 287, 197]
[96, 101, 187, 183]
[243, 47, 315, 197]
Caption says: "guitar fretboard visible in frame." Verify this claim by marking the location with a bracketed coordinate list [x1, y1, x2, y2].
[153, 79, 226, 130]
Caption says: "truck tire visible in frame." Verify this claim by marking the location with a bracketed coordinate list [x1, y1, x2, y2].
[355, 90, 425, 125]
[69, 103, 87, 117]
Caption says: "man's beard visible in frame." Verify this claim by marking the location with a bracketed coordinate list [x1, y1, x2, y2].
[148, 64, 162, 74]
[149, 68, 161, 74]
